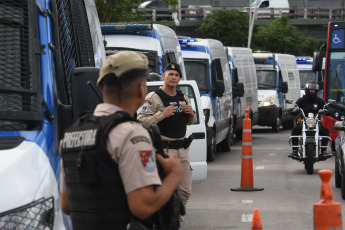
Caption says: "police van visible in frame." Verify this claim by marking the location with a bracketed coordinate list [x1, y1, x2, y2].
[253, 52, 300, 132]
[0, 0, 105, 229]
[226, 47, 259, 139]
[179, 38, 233, 161]
[101, 22, 185, 78]
[142, 81, 208, 183]
[296, 56, 324, 98]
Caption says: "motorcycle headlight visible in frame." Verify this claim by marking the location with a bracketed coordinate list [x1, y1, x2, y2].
[306, 118, 316, 129]
[0, 197, 54, 230]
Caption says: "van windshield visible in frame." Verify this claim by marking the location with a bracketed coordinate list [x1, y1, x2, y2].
[257, 70, 276, 89]
[299, 70, 316, 88]
[184, 60, 210, 94]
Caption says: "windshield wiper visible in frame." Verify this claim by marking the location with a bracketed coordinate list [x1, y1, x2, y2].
[42, 98, 54, 124]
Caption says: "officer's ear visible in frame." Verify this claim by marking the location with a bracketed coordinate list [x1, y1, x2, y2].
[138, 81, 146, 99]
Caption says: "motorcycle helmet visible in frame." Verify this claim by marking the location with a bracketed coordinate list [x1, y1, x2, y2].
[304, 80, 319, 99]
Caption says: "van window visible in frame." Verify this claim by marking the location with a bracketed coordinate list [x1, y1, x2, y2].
[257, 70, 276, 88]
[300, 71, 316, 88]
[162, 51, 177, 67]
[214, 59, 224, 81]
[259, 0, 269, 8]
[184, 60, 210, 94]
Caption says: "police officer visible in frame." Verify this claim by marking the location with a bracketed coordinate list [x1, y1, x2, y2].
[289, 80, 331, 158]
[137, 63, 196, 222]
[59, 51, 183, 230]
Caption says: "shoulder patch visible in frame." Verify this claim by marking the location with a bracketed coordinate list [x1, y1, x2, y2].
[138, 150, 156, 171]
[140, 105, 149, 114]
[130, 136, 150, 144]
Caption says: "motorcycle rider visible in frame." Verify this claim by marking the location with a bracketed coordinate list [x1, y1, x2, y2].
[289, 80, 332, 159]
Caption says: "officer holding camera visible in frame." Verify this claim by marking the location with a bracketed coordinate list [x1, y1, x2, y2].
[137, 63, 196, 222]
[59, 51, 183, 230]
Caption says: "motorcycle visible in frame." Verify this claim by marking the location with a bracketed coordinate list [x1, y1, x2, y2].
[289, 104, 332, 174]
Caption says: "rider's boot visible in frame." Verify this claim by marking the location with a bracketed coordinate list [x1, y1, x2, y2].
[288, 150, 299, 158]
[319, 149, 332, 160]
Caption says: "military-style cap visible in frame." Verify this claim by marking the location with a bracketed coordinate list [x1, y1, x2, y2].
[97, 51, 148, 85]
[163, 63, 182, 78]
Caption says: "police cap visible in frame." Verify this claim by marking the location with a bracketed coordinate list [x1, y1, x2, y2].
[97, 51, 148, 85]
[163, 63, 182, 78]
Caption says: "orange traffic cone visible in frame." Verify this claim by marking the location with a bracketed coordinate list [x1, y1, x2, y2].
[313, 170, 342, 230]
[231, 109, 263, 191]
[251, 210, 263, 230]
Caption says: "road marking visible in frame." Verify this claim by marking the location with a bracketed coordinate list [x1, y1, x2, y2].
[241, 214, 253, 222]
[256, 166, 264, 170]
[269, 153, 276, 156]
[242, 199, 253, 203]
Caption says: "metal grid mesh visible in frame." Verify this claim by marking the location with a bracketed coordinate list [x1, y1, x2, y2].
[0, 197, 54, 230]
[0, 0, 39, 130]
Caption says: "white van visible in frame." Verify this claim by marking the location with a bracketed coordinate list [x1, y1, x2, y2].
[101, 22, 186, 78]
[143, 81, 207, 183]
[226, 47, 259, 139]
[246, 0, 289, 18]
[253, 52, 300, 132]
[179, 38, 233, 161]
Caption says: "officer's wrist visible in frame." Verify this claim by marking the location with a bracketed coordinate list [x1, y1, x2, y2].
[190, 111, 195, 117]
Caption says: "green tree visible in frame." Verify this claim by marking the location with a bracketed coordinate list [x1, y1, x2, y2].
[196, 9, 249, 47]
[252, 15, 324, 56]
[95, 0, 144, 23]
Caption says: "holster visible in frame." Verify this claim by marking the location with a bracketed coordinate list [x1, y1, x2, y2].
[162, 134, 195, 149]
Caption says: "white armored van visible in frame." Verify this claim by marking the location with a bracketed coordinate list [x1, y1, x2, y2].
[101, 22, 185, 78]
[226, 47, 259, 139]
[246, 0, 290, 19]
[253, 52, 300, 132]
[179, 38, 233, 161]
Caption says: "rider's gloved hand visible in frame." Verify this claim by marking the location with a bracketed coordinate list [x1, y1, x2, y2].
[325, 108, 334, 116]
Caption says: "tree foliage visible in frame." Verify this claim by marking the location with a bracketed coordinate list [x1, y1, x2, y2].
[196, 9, 249, 47]
[252, 15, 324, 56]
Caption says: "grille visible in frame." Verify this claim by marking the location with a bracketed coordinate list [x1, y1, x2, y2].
[0, 197, 54, 230]
[0, 1, 42, 131]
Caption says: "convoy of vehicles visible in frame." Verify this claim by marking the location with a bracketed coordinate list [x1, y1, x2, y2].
[0, 0, 105, 229]
[253, 52, 300, 132]
[101, 22, 186, 78]
[179, 38, 233, 161]
[226, 47, 259, 139]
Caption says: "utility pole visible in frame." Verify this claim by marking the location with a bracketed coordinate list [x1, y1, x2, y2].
[247, 0, 259, 48]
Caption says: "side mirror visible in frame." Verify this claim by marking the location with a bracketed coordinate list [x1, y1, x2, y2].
[233, 82, 245, 97]
[280, 81, 288, 93]
[328, 99, 336, 105]
[213, 80, 225, 97]
[313, 51, 323, 72]
[334, 121, 345, 131]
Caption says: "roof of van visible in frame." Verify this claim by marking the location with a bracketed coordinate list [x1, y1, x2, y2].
[154, 24, 179, 51]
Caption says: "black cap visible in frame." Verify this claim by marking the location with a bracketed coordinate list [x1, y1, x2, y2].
[163, 63, 182, 78]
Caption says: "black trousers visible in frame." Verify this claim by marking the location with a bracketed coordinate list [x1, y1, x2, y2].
[291, 123, 329, 151]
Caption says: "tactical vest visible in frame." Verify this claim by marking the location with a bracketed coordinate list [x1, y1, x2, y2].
[61, 111, 136, 230]
[155, 89, 189, 138]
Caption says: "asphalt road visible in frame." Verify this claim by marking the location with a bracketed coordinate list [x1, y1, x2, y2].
[180, 126, 345, 230]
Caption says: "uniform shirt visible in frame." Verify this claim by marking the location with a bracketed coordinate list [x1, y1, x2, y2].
[137, 89, 196, 140]
[60, 103, 162, 195]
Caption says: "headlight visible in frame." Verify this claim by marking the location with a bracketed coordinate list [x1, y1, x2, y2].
[0, 197, 54, 230]
[203, 109, 210, 124]
[306, 118, 316, 129]
[263, 95, 274, 106]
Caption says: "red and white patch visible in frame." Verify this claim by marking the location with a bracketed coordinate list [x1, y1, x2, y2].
[171, 64, 175, 69]
[138, 150, 156, 172]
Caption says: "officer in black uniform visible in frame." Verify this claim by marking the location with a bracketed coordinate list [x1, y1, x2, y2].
[59, 51, 183, 230]
[289, 80, 331, 158]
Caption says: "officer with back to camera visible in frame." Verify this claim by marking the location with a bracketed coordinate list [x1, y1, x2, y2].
[289, 80, 332, 159]
[137, 63, 196, 222]
[59, 51, 183, 230]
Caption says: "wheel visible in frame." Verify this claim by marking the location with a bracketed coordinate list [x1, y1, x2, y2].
[236, 129, 243, 141]
[272, 117, 281, 133]
[207, 130, 216, 162]
[335, 154, 341, 188]
[220, 125, 232, 152]
[305, 143, 315, 174]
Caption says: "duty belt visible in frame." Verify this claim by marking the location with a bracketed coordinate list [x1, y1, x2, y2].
[162, 134, 194, 149]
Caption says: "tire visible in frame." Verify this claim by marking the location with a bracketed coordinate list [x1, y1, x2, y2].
[341, 160, 345, 199]
[236, 129, 243, 141]
[332, 141, 336, 152]
[207, 130, 216, 162]
[305, 143, 315, 175]
[335, 154, 341, 188]
[220, 125, 232, 152]
[272, 117, 281, 133]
